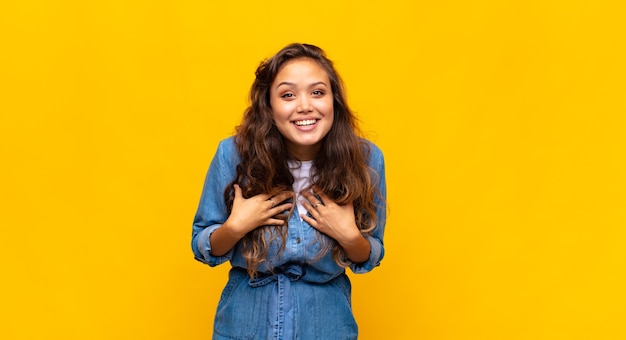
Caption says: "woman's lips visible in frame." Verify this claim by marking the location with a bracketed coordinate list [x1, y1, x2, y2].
[292, 119, 318, 131]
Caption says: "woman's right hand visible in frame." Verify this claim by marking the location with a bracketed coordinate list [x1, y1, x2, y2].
[224, 184, 294, 238]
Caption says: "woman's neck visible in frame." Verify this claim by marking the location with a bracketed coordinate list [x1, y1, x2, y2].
[286, 143, 321, 161]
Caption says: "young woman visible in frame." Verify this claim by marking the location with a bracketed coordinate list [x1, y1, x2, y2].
[191, 43, 387, 339]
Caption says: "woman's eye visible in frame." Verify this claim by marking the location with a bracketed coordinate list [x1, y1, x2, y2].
[281, 93, 294, 98]
[312, 90, 324, 96]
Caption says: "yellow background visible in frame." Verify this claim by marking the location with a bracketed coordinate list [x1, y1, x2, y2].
[1, 0, 625, 339]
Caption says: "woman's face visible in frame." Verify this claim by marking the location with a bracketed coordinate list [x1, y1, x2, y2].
[270, 57, 334, 160]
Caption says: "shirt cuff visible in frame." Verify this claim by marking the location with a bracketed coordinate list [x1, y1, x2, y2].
[349, 235, 384, 274]
[195, 225, 234, 267]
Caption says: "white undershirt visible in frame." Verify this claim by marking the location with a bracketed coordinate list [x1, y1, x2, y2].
[287, 160, 314, 219]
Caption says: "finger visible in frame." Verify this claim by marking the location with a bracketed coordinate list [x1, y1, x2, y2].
[302, 200, 320, 216]
[273, 191, 295, 203]
[265, 199, 276, 208]
[313, 187, 332, 203]
[300, 213, 318, 228]
[246, 192, 271, 205]
[300, 190, 317, 204]
[304, 190, 326, 208]
[257, 193, 272, 201]
[304, 194, 324, 209]
[266, 217, 287, 226]
[233, 184, 243, 199]
[269, 202, 293, 214]
[266, 192, 292, 207]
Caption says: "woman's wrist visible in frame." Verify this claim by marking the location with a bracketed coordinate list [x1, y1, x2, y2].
[339, 231, 370, 263]
[209, 220, 247, 256]
[221, 219, 248, 240]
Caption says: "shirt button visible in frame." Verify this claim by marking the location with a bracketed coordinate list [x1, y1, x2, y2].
[296, 237, 301, 244]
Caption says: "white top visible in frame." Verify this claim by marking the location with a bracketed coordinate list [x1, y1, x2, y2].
[287, 160, 314, 219]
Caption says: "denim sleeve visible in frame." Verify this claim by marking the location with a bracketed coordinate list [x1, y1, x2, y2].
[350, 142, 387, 274]
[191, 138, 238, 266]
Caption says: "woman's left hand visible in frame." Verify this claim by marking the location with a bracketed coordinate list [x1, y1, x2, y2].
[301, 188, 371, 263]
[300, 189, 361, 245]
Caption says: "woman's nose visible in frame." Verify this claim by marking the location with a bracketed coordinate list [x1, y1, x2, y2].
[297, 96, 313, 112]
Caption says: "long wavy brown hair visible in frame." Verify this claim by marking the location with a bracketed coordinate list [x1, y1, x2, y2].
[225, 43, 380, 277]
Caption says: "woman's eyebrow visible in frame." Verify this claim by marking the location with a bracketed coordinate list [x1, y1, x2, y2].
[308, 81, 328, 88]
[275, 81, 295, 88]
[275, 81, 328, 89]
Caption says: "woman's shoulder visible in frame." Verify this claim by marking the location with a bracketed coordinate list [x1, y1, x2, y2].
[360, 138, 384, 157]
[213, 136, 241, 163]
[217, 135, 237, 151]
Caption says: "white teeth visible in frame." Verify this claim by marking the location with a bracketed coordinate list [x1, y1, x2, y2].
[294, 119, 317, 126]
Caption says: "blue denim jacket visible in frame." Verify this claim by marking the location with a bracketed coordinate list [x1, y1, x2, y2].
[191, 136, 387, 339]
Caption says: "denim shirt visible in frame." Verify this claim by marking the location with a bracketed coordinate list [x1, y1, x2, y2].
[191, 136, 387, 283]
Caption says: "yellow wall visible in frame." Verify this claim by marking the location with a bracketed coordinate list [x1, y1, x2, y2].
[1, 0, 625, 339]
